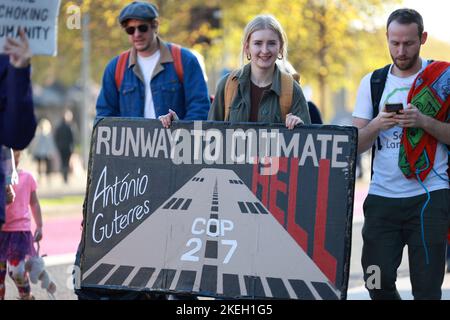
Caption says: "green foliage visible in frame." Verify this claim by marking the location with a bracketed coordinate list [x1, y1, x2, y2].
[31, 0, 449, 119]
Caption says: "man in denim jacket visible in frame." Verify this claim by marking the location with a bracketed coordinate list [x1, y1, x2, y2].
[77, 1, 209, 300]
[0, 30, 36, 227]
[95, 1, 210, 122]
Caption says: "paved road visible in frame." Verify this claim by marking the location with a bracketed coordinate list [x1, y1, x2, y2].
[5, 221, 448, 300]
[4, 257, 77, 300]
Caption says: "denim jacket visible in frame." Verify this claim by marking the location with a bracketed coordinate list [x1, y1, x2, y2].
[96, 38, 210, 121]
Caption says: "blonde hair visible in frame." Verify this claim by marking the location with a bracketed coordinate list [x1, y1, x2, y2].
[240, 14, 288, 67]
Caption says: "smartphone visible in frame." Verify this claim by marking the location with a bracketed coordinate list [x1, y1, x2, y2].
[385, 103, 403, 114]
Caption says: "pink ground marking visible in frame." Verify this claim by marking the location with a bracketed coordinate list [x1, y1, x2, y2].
[31, 216, 82, 256]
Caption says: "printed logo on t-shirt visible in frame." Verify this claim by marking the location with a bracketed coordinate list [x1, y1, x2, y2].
[379, 86, 409, 151]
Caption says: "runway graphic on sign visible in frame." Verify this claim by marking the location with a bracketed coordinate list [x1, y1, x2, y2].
[82, 168, 339, 299]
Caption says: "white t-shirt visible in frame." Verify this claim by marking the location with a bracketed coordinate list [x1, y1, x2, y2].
[137, 50, 161, 119]
[353, 58, 449, 197]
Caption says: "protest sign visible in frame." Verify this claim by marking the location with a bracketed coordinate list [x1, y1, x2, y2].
[0, 0, 61, 56]
[80, 118, 357, 300]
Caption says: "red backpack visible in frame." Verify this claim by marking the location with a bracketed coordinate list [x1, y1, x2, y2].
[114, 43, 184, 90]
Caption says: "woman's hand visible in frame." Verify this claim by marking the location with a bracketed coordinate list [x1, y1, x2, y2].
[159, 109, 179, 128]
[285, 113, 304, 129]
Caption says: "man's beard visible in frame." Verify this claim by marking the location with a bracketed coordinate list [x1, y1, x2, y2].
[392, 52, 420, 71]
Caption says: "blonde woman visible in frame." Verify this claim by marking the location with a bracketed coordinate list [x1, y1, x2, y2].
[208, 14, 311, 128]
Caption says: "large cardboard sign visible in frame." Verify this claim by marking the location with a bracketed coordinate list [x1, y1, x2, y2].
[80, 118, 357, 300]
[0, 0, 61, 56]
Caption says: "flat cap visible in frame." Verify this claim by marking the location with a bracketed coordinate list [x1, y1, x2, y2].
[119, 1, 159, 25]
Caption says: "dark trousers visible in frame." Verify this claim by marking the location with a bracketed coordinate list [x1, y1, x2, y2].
[58, 151, 71, 183]
[361, 189, 449, 300]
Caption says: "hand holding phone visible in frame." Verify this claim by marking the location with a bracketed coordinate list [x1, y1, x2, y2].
[385, 103, 403, 114]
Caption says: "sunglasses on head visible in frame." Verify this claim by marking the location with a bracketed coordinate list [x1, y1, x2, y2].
[125, 24, 150, 35]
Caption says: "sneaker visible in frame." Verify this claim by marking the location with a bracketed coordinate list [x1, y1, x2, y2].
[17, 294, 35, 300]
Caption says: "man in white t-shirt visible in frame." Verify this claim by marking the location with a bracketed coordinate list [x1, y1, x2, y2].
[352, 8, 449, 300]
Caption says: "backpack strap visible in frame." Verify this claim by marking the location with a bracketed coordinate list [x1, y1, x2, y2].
[115, 44, 184, 91]
[279, 71, 294, 122]
[224, 70, 240, 121]
[370, 64, 390, 119]
[369, 64, 390, 177]
[368, 60, 434, 118]
[169, 43, 184, 84]
[114, 50, 130, 91]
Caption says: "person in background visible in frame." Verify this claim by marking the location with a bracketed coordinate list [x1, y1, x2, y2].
[29, 118, 57, 183]
[279, 62, 323, 124]
[306, 100, 323, 125]
[0, 150, 43, 300]
[54, 110, 75, 184]
[0, 29, 37, 228]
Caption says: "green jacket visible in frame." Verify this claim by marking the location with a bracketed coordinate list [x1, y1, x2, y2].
[208, 63, 311, 124]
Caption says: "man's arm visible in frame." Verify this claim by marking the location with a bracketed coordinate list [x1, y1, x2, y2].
[353, 110, 397, 154]
[0, 29, 36, 149]
[1, 64, 36, 149]
[394, 103, 450, 145]
[181, 50, 210, 120]
[95, 58, 121, 120]
[352, 117, 375, 154]
[352, 72, 398, 154]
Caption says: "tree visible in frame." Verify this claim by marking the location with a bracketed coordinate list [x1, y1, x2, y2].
[282, 0, 401, 119]
[208, 0, 402, 119]
[31, 0, 450, 121]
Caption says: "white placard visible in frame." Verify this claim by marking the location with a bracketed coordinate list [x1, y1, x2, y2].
[0, 0, 61, 56]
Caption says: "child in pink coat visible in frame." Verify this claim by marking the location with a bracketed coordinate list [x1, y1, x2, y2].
[0, 150, 42, 300]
